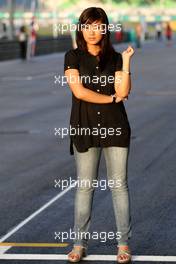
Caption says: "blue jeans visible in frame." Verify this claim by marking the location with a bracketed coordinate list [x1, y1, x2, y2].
[72, 143, 132, 248]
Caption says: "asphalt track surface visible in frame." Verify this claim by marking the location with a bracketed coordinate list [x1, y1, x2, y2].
[0, 39, 176, 264]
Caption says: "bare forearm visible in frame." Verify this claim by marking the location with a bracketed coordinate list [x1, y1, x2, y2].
[123, 58, 132, 92]
[115, 59, 131, 97]
[79, 87, 112, 104]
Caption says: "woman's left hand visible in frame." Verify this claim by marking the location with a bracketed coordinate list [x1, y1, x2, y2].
[122, 45, 135, 60]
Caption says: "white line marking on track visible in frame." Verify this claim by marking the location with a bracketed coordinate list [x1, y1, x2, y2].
[0, 247, 11, 254]
[0, 183, 76, 254]
[0, 254, 176, 262]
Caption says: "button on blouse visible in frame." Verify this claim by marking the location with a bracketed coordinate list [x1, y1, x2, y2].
[64, 47, 131, 155]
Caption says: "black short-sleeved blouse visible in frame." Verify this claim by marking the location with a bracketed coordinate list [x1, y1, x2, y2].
[64, 47, 131, 155]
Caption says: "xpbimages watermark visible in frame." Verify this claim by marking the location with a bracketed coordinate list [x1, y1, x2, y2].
[54, 22, 122, 35]
[54, 177, 122, 191]
[54, 228, 122, 243]
[54, 74, 122, 87]
[54, 126, 122, 139]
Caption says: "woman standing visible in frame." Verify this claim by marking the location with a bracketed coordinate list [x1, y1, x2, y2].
[64, 7, 134, 263]
[165, 22, 173, 46]
[18, 25, 27, 60]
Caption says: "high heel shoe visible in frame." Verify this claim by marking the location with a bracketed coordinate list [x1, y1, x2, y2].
[68, 245, 87, 262]
[117, 245, 132, 263]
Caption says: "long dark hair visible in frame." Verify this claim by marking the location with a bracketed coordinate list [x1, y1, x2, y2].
[76, 7, 116, 71]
